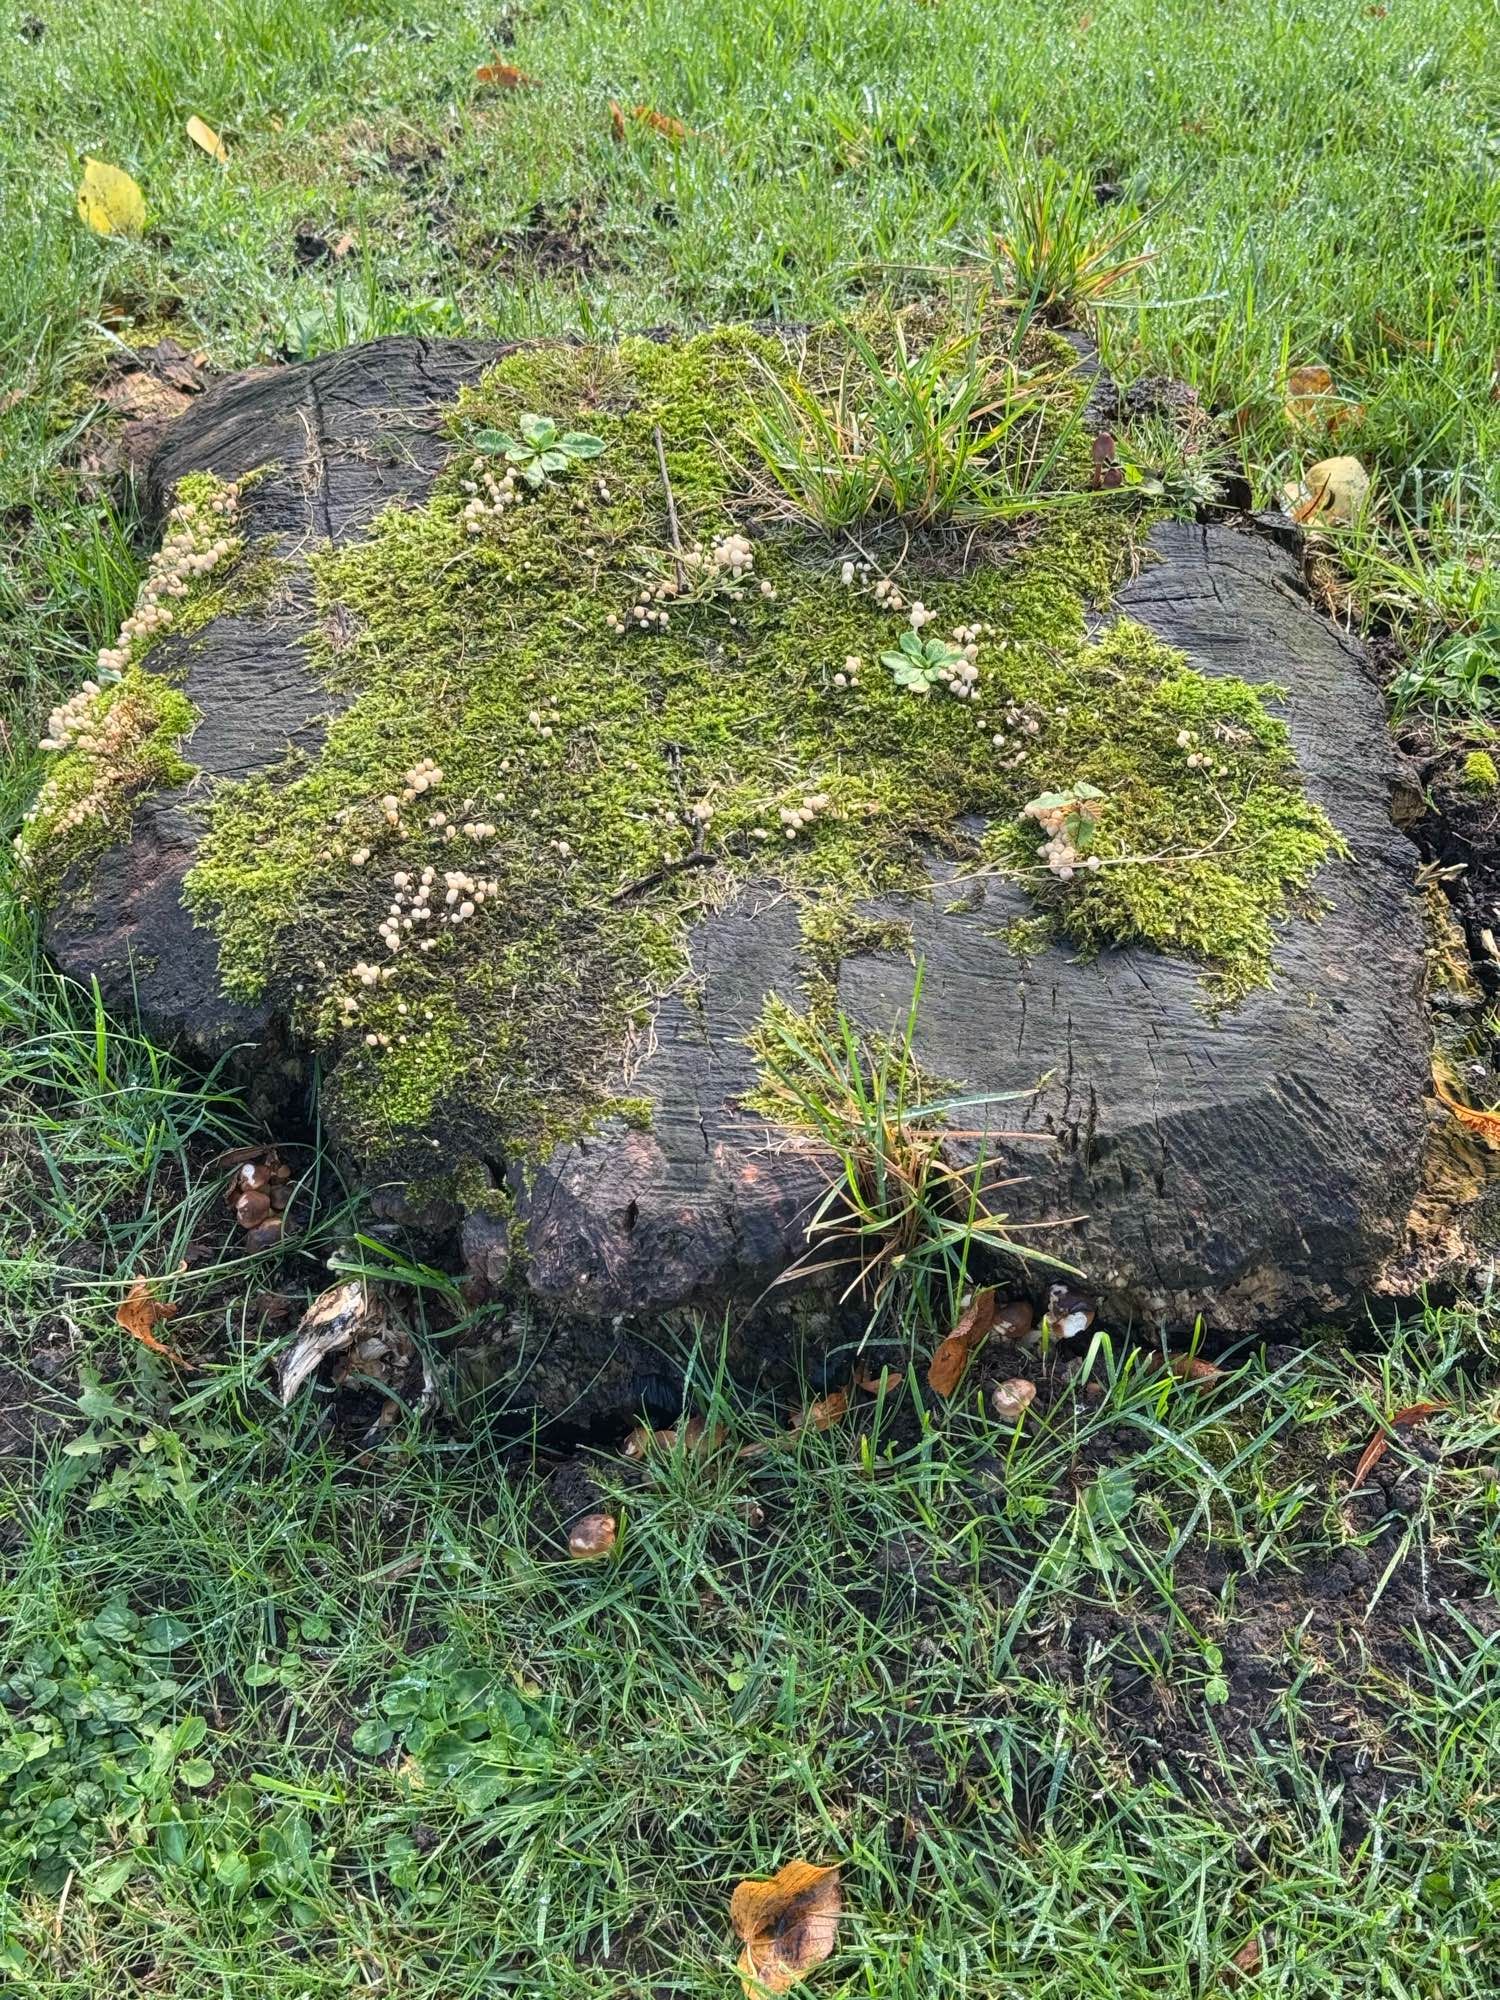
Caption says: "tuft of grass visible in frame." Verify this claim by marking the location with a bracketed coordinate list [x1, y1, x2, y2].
[750, 966, 1069, 1326]
[741, 311, 1084, 530]
[974, 134, 1159, 325]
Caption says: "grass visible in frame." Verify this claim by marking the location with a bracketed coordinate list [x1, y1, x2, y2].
[2, 0, 1499, 1992]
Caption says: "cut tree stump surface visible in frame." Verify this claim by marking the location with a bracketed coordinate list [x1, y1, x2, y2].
[45, 338, 1431, 1335]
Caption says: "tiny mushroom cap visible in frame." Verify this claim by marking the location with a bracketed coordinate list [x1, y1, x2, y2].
[1044, 1285, 1096, 1339]
[990, 1377, 1037, 1423]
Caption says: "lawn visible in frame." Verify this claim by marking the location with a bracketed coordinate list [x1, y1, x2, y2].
[2, 0, 1500, 1992]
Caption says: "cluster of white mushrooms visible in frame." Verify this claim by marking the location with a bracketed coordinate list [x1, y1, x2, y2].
[1022, 789, 1107, 881]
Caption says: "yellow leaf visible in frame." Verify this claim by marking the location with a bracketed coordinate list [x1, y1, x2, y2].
[730, 1860, 842, 1996]
[186, 115, 228, 163]
[77, 157, 146, 236]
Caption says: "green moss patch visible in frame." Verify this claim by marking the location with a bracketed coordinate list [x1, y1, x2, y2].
[177, 322, 1338, 1174]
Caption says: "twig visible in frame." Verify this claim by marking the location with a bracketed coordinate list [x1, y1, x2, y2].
[610, 848, 719, 904]
[653, 423, 687, 593]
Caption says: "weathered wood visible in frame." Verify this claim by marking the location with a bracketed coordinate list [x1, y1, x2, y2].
[46, 339, 1430, 1346]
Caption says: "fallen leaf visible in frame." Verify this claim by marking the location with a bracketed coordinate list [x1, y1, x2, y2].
[1431, 1068, 1500, 1146]
[77, 157, 146, 236]
[791, 1388, 849, 1433]
[1166, 1353, 1224, 1385]
[609, 99, 693, 142]
[1227, 1932, 1263, 1978]
[1351, 1400, 1445, 1488]
[990, 1377, 1036, 1423]
[853, 1363, 900, 1394]
[476, 61, 538, 87]
[927, 1287, 997, 1397]
[1352, 1430, 1390, 1487]
[186, 115, 228, 163]
[1282, 454, 1370, 527]
[730, 1860, 841, 1997]
[1284, 363, 1334, 422]
[622, 1413, 725, 1457]
[568, 1512, 617, 1558]
[116, 1279, 193, 1366]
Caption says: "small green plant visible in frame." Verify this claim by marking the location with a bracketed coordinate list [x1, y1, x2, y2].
[1022, 782, 1106, 878]
[351, 1647, 552, 1814]
[473, 412, 606, 488]
[1462, 749, 1500, 792]
[881, 628, 970, 695]
[743, 317, 1078, 531]
[976, 136, 1158, 324]
[754, 964, 1072, 1326]
[0, 1596, 211, 1892]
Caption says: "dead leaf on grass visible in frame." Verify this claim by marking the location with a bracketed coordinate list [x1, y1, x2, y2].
[609, 99, 694, 141]
[78, 158, 145, 236]
[1166, 1353, 1225, 1385]
[790, 1388, 849, 1433]
[116, 1279, 193, 1367]
[1285, 364, 1364, 437]
[730, 1859, 842, 1997]
[1226, 1932, 1263, 1979]
[853, 1363, 901, 1395]
[568, 1512, 618, 1558]
[927, 1286, 997, 1397]
[186, 115, 228, 163]
[476, 61, 539, 87]
[1351, 1400, 1446, 1487]
[622, 1413, 726, 1457]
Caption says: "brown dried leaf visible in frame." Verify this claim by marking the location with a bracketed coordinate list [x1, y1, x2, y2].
[476, 61, 539, 87]
[791, 1388, 849, 1433]
[1392, 1400, 1446, 1426]
[730, 1860, 842, 1996]
[1352, 1430, 1390, 1487]
[568, 1512, 618, 1559]
[853, 1364, 900, 1394]
[927, 1287, 997, 1397]
[1167, 1354, 1225, 1385]
[116, 1279, 193, 1367]
[1285, 364, 1334, 423]
[1227, 1932, 1263, 1978]
[609, 99, 693, 141]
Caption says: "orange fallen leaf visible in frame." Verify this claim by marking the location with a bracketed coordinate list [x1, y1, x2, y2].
[730, 1860, 841, 1996]
[791, 1388, 849, 1433]
[609, 99, 692, 142]
[115, 1279, 193, 1367]
[853, 1364, 900, 1395]
[186, 115, 228, 163]
[1167, 1354, 1225, 1385]
[1285, 363, 1334, 422]
[568, 1512, 617, 1558]
[476, 61, 538, 87]
[927, 1287, 997, 1397]
[1431, 1069, 1500, 1146]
